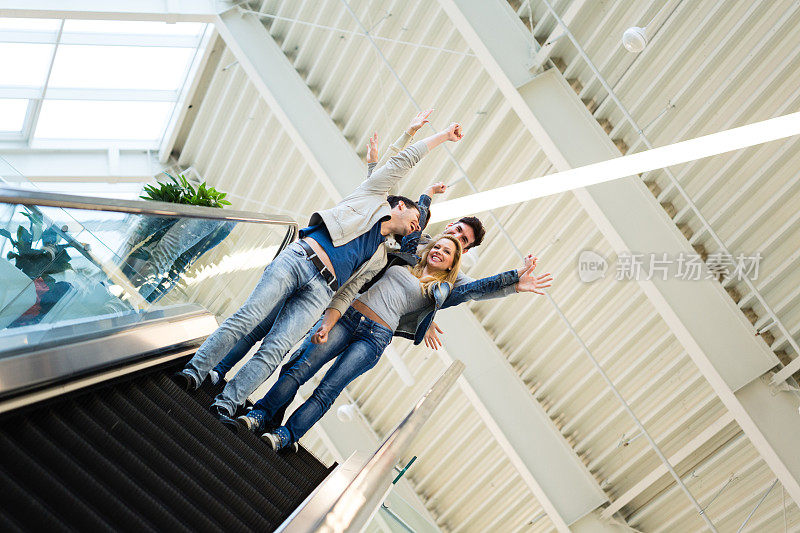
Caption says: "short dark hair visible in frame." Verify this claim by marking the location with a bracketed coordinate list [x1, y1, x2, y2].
[387, 195, 419, 213]
[458, 216, 485, 249]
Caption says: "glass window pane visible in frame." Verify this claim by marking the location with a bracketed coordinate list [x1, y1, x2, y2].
[35, 100, 173, 140]
[48, 45, 194, 91]
[63, 20, 205, 36]
[0, 18, 61, 31]
[0, 99, 28, 132]
[0, 43, 54, 86]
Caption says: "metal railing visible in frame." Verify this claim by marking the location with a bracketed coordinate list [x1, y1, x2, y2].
[278, 360, 465, 533]
[0, 186, 298, 231]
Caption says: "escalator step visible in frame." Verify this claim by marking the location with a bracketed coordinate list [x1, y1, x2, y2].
[45, 413, 191, 532]
[85, 393, 255, 532]
[189, 378, 334, 488]
[0, 361, 334, 532]
[142, 376, 306, 502]
[9, 421, 157, 532]
[0, 428, 112, 531]
[0, 461, 72, 533]
[60, 403, 222, 531]
[105, 383, 282, 528]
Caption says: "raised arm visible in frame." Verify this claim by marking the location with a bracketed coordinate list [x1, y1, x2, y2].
[444, 255, 551, 310]
[366, 132, 379, 177]
[375, 108, 433, 170]
[421, 122, 462, 150]
[358, 123, 463, 197]
[367, 109, 433, 178]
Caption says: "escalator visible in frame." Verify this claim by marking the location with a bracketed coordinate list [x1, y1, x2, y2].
[0, 358, 333, 532]
[0, 185, 461, 533]
[0, 185, 332, 532]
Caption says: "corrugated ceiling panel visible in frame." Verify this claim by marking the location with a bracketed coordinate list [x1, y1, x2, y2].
[170, 0, 800, 530]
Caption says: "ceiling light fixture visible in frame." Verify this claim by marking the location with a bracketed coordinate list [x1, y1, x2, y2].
[622, 26, 648, 53]
[429, 112, 800, 223]
[621, 2, 675, 53]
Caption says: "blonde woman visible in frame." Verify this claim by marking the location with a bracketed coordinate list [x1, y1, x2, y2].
[241, 235, 552, 451]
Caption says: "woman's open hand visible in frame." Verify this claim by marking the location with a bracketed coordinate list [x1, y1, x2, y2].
[516, 266, 552, 295]
[424, 322, 444, 350]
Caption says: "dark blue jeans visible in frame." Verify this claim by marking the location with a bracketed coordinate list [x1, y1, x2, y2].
[254, 307, 393, 442]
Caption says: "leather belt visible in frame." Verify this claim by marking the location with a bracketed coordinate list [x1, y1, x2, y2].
[298, 240, 339, 292]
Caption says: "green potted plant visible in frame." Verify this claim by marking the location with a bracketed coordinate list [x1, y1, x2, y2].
[1, 210, 73, 282]
[0, 210, 74, 325]
[123, 172, 236, 302]
[140, 172, 231, 208]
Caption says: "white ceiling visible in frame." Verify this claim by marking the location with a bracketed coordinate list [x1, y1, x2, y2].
[169, 1, 800, 531]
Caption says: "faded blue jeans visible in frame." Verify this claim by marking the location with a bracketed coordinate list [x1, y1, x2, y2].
[183, 241, 334, 415]
[212, 303, 282, 377]
[255, 307, 392, 442]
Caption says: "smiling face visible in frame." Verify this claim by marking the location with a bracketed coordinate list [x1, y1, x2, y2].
[426, 237, 458, 272]
[390, 202, 421, 236]
[444, 221, 476, 250]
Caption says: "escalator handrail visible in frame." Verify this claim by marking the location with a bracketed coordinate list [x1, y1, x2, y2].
[277, 360, 465, 533]
[0, 185, 298, 228]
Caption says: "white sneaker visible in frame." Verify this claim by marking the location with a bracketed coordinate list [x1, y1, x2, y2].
[260, 431, 282, 451]
[208, 369, 220, 385]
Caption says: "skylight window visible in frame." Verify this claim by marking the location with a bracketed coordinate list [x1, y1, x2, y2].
[0, 17, 208, 149]
[63, 20, 204, 36]
[0, 99, 28, 132]
[48, 46, 195, 91]
[0, 43, 54, 86]
[0, 18, 60, 31]
[35, 100, 173, 141]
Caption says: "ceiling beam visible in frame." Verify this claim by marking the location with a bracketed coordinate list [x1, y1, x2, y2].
[435, 309, 611, 530]
[436, 0, 800, 508]
[601, 412, 735, 520]
[213, 7, 364, 202]
[0, 0, 232, 22]
[1, 149, 163, 182]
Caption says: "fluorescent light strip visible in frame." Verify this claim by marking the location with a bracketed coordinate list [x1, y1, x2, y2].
[429, 112, 800, 223]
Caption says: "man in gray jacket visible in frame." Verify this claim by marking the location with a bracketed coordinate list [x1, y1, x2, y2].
[175, 122, 464, 419]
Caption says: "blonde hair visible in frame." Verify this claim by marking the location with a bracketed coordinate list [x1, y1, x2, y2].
[408, 234, 463, 297]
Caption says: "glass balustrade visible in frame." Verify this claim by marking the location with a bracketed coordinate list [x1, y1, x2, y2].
[0, 173, 296, 354]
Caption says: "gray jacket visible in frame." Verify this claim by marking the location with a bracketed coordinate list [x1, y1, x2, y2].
[322, 140, 430, 316]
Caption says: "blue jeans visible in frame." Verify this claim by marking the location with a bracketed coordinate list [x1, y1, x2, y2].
[212, 303, 282, 376]
[183, 241, 334, 415]
[255, 307, 393, 442]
